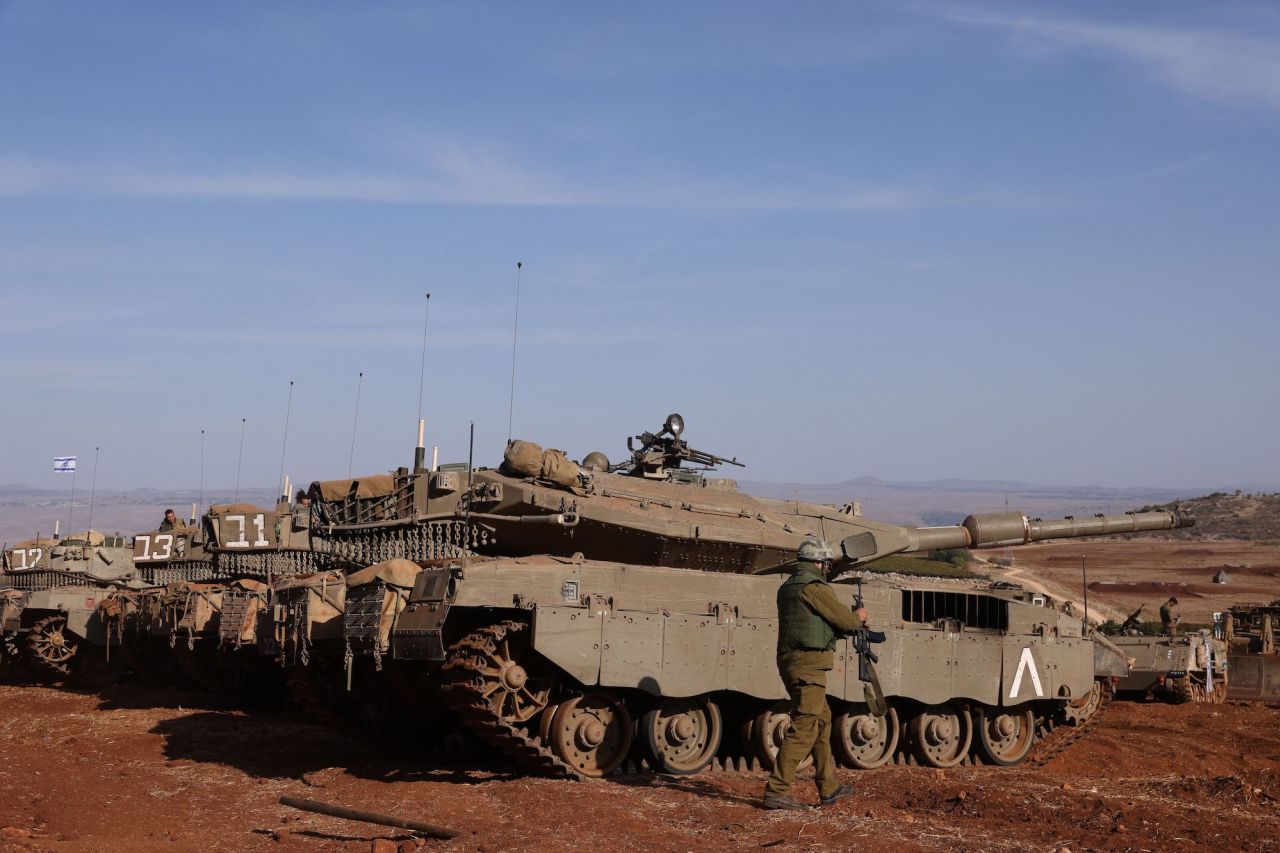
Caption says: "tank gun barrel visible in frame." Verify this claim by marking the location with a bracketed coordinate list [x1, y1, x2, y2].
[901, 509, 1194, 553]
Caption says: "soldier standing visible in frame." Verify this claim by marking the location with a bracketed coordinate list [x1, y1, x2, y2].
[1160, 596, 1181, 637]
[762, 538, 866, 811]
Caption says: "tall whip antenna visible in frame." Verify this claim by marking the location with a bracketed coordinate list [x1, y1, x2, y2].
[415, 294, 432, 472]
[85, 446, 100, 535]
[417, 293, 432, 426]
[198, 428, 205, 515]
[463, 420, 475, 558]
[348, 371, 364, 478]
[507, 261, 523, 443]
[277, 380, 295, 502]
[234, 418, 246, 501]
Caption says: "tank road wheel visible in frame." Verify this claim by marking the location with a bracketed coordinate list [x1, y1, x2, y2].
[27, 615, 78, 678]
[642, 696, 723, 776]
[744, 705, 813, 772]
[545, 691, 633, 778]
[908, 703, 972, 769]
[1061, 681, 1103, 726]
[1167, 675, 1194, 704]
[834, 705, 900, 770]
[972, 707, 1035, 767]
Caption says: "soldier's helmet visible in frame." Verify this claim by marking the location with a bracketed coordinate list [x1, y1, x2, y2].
[582, 451, 610, 473]
[798, 537, 835, 563]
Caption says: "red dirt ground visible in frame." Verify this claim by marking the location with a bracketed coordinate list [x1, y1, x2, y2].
[0, 683, 1278, 852]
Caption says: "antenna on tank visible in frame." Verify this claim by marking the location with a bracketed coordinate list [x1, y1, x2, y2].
[277, 380, 295, 503]
[463, 420, 475, 559]
[415, 294, 432, 472]
[85, 446, 100, 536]
[348, 371, 364, 479]
[66, 456, 78, 534]
[507, 261, 523, 443]
[234, 418, 247, 501]
[1081, 556, 1090, 627]
[198, 429, 205, 518]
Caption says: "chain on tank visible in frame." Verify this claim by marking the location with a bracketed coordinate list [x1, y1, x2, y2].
[327, 519, 492, 564]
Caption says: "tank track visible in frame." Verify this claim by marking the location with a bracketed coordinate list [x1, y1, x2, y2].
[441, 621, 581, 780]
[1167, 673, 1227, 704]
[1026, 686, 1112, 768]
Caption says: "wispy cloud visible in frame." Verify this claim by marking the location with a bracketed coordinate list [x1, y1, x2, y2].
[0, 150, 1046, 213]
[936, 7, 1280, 112]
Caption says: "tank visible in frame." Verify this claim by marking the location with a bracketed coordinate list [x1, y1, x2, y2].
[45, 415, 1193, 778]
[371, 554, 1095, 778]
[0, 530, 144, 686]
[99, 501, 341, 695]
[1107, 632, 1228, 703]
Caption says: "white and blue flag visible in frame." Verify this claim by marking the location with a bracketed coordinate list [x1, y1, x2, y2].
[53, 456, 77, 473]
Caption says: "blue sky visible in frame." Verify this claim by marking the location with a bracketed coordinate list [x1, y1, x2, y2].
[0, 1, 1277, 491]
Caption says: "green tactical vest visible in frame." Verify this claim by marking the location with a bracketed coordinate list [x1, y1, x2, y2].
[776, 563, 837, 655]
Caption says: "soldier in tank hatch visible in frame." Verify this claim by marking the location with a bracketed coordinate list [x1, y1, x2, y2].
[762, 537, 865, 811]
[158, 508, 186, 532]
[1161, 596, 1181, 637]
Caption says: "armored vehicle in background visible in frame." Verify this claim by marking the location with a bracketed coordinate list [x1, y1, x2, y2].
[1108, 632, 1227, 703]
[1, 530, 143, 685]
[1222, 601, 1280, 701]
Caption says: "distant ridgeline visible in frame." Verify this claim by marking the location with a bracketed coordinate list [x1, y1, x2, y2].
[1138, 492, 1280, 541]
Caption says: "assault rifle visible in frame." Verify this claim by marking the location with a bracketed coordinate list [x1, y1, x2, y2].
[853, 575, 888, 716]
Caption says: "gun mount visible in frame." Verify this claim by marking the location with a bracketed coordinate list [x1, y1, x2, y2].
[623, 413, 744, 481]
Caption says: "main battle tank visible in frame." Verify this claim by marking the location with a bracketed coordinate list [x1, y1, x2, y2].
[275, 415, 1190, 779]
[1, 530, 144, 685]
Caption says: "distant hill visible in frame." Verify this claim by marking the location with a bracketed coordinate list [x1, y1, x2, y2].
[1139, 492, 1280, 541]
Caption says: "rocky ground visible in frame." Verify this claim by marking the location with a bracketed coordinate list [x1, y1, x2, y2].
[0, 683, 1278, 852]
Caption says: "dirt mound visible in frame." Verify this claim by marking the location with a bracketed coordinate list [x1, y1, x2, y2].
[1088, 580, 1208, 596]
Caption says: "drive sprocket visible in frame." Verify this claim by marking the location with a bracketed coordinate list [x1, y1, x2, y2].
[26, 614, 78, 678]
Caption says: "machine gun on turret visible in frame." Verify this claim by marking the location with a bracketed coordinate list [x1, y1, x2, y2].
[1119, 604, 1145, 634]
[625, 413, 745, 481]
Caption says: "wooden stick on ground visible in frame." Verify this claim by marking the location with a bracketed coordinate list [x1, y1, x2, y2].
[279, 794, 457, 841]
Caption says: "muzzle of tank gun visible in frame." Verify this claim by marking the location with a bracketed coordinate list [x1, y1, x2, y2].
[900, 508, 1194, 552]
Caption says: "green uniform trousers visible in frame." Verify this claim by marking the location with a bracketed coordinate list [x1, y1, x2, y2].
[764, 651, 838, 798]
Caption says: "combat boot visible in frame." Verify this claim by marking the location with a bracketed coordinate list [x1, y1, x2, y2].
[761, 793, 811, 811]
[820, 783, 854, 807]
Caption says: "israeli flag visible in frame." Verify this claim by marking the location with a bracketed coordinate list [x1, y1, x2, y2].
[53, 456, 77, 473]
